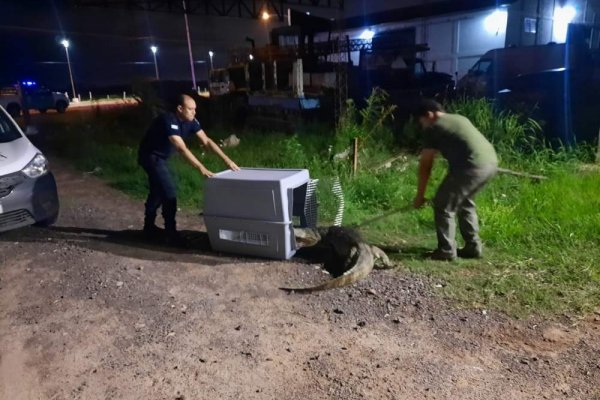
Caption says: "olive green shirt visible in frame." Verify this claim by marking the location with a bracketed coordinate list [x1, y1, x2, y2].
[423, 113, 498, 171]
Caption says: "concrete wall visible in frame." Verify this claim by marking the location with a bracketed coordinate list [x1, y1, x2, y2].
[331, 8, 508, 79]
[505, 0, 600, 46]
[419, 10, 508, 79]
[333, 0, 600, 79]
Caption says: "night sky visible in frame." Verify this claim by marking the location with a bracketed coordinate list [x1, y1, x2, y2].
[0, 0, 289, 92]
[0, 0, 421, 93]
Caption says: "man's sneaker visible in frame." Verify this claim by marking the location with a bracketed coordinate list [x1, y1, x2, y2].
[143, 224, 164, 240]
[457, 246, 482, 259]
[165, 230, 191, 249]
[426, 249, 456, 261]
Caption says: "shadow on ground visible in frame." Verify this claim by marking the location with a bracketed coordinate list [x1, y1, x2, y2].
[2, 226, 430, 267]
[1, 226, 255, 266]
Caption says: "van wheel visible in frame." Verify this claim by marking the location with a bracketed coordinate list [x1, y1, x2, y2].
[55, 101, 68, 113]
[34, 211, 59, 227]
[6, 103, 21, 118]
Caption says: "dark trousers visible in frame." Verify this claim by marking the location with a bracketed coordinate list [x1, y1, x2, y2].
[138, 153, 178, 232]
[432, 165, 497, 256]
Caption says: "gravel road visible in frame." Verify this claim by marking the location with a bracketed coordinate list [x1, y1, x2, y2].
[0, 159, 598, 400]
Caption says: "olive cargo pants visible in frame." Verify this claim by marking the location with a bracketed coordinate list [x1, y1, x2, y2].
[432, 165, 497, 257]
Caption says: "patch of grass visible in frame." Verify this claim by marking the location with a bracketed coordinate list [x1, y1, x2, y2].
[41, 96, 600, 318]
[369, 166, 600, 318]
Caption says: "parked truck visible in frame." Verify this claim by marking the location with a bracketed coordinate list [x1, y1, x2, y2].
[456, 43, 571, 97]
[0, 82, 70, 118]
[352, 49, 454, 104]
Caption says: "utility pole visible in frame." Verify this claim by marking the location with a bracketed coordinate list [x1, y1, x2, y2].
[150, 46, 160, 80]
[61, 39, 76, 100]
[182, 0, 197, 90]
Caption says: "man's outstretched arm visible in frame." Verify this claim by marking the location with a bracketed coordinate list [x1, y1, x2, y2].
[169, 134, 214, 177]
[196, 129, 240, 171]
[413, 148, 437, 208]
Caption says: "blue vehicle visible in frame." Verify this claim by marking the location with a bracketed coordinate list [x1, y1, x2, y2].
[0, 82, 70, 118]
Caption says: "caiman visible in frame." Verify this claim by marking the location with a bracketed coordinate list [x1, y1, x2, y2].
[280, 226, 394, 293]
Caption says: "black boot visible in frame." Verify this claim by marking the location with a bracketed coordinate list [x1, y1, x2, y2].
[457, 244, 483, 259]
[143, 217, 164, 240]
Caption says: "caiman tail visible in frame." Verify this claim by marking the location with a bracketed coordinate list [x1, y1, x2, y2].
[280, 243, 374, 293]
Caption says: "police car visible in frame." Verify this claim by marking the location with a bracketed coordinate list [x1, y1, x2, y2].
[0, 81, 70, 118]
[0, 104, 59, 232]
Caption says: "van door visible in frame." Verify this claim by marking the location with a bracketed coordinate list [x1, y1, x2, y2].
[458, 59, 493, 97]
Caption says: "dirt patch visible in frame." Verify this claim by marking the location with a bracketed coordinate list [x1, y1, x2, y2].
[1, 159, 599, 400]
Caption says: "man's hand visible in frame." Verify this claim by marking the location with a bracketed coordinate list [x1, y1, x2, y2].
[199, 165, 214, 177]
[196, 129, 241, 172]
[226, 160, 240, 171]
[413, 195, 428, 209]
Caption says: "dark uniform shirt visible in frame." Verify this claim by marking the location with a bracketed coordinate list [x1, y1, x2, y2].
[139, 112, 201, 159]
[423, 113, 498, 171]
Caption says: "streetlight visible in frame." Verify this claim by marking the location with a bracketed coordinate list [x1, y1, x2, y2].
[61, 39, 76, 100]
[150, 45, 160, 80]
[208, 51, 214, 71]
[182, 0, 197, 90]
[261, 10, 271, 45]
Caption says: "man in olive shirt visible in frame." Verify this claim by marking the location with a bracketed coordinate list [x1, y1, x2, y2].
[412, 99, 498, 260]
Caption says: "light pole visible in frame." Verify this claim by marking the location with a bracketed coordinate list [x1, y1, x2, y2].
[182, 0, 197, 90]
[150, 45, 160, 80]
[262, 10, 271, 44]
[208, 51, 214, 71]
[61, 39, 76, 100]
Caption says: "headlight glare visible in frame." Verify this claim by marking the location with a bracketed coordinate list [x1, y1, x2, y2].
[22, 153, 48, 178]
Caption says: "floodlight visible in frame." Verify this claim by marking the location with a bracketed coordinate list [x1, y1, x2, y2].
[484, 9, 508, 35]
[359, 29, 374, 40]
[553, 5, 576, 42]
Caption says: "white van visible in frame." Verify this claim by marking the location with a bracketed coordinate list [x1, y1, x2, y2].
[0, 105, 59, 232]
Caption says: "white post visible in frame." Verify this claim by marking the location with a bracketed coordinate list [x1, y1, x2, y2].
[293, 59, 304, 98]
[89, 91, 92, 101]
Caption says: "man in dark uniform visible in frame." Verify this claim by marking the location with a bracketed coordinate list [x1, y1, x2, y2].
[412, 99, 498, 260]
[138, 93, 239, 246]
